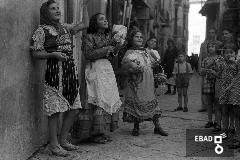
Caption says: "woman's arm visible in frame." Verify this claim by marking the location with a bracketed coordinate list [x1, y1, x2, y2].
[83, 34, 114, 61]
[63, 23, 87, 35]
[71, 22, 87, 35]
[31, 26, 68, 61]
[32, 50, 67, 61]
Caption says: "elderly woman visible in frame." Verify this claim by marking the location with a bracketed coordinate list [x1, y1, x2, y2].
[30, 0, 85, 157]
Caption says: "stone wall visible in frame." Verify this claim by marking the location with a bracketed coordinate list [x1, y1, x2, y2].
[0, 0, 48, 159]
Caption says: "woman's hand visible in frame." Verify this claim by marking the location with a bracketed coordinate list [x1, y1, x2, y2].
[105, 46, 115, 57]
[71, 22, 87, 34]
[51, 52, 68, 61]
[151, 61, 159, 68]
[229, 57, 236, 62]
[199, 68, 207, 75]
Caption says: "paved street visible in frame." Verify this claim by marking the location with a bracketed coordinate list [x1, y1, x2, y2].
[32, 74, 240, 160]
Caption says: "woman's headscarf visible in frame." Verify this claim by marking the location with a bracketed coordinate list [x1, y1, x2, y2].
[40, 0, 62, 31]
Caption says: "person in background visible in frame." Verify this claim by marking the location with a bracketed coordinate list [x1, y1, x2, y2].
[162, 39, 179, 95]
[222, 47, 240, 150]
[190, 53, 199, 72]
[217, 44, 238, 138]
[145, 36, 161, 95]
[173, 52, 193, 112]
[198, 28, 222, 112]
[30, 0, 86, 156]
[200, 42, 222, 129]
[121, 30, 168, 137]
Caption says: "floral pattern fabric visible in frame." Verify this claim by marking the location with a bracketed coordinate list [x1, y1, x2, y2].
[122, 49, 161, 123]
[31, 25, 82, 116]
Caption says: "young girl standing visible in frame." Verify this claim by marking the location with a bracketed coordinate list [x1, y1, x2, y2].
[217, 44, 238, 137]
[79, 13, 122, 144]
[223, 59, 240, 149]
[173, 52, 193, 112]
[121, 30, 168, 136]
[200, 42, 222, 128]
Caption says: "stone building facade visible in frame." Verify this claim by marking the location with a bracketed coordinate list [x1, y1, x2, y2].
[200, 0, 240, 39]
[143, 0, 190, 57]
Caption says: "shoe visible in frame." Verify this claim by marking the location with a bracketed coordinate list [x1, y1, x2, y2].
[212, 124, 221, 133]
[132, 128, 139, 136]
[102, 135, 113, 142]
[229, 128, 235, 134]
[205, 122, 214, 128]
[47, 145, 69, 157]
[60, 141, 79, 151]
[154, 128, 168, 136]
[198, 109, 207, 112]
[174, 107, 183, 111]
[183, 107, 188, 112]
[229, 142, 240, 149]
[164, 91, 171, 95]
[91, 135, 108, 144]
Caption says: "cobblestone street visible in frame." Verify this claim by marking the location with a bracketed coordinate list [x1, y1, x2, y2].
[32, 74, 240, 160]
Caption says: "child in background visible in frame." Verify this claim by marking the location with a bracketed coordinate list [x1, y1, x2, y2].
[217, 44, 238, 137]
[173, 52, 193, 112]
[223, 59, 240, 149]
[200, 42, 222, 129]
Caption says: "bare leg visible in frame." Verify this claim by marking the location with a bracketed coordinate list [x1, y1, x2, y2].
[183, 87, 188, 108]
[222, 104, 229, 131]
[48, 113, 69, 157]
[203, 95, 213, 122]
[229, 105, 235, 130]
[60, 109, 79, 147]
[234, 106, 240, 137]
[177, 88, 183, 108]
[214, 99, 222, 126]
[49, 113, 60, 146]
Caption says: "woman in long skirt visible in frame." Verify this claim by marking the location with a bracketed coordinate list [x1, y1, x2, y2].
[72, 13, 122, 144]
[121, 30, 168, 136]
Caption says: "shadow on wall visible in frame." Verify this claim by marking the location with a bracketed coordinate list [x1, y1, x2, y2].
[0, 0, 48, 160]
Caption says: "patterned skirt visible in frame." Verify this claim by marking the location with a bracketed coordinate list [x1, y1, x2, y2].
[201, 76, 215, 95]
[122, 98, 161, 123]
[221, 76, 240, 106]
[43, 58, 82, 116]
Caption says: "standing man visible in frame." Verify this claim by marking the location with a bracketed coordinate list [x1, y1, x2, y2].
[198, 28, 222, 112]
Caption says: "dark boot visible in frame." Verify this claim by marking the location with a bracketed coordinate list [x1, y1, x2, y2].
[165, 85, 171, 94]
[154, 128, 168, 136]
[172, 86, 177, 95]
[132, 122, 139, 136]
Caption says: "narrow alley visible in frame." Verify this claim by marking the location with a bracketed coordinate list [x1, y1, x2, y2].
[30, 74, 240, 160]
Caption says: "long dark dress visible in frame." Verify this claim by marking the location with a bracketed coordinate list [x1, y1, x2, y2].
[31, 25, 82, 116]
[162, 47, 179, 79]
